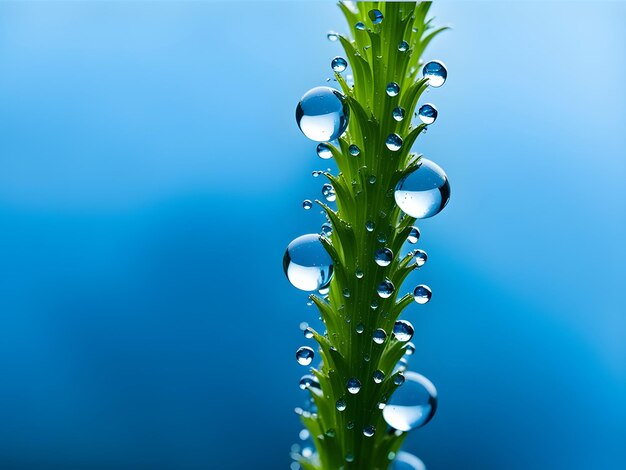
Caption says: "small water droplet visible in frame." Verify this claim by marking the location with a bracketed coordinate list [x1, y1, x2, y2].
[383, 371, 437, 431]
[331, 56, 348, 73]
[398, 40, 409, 52]
[322, 183, 336, 202]
[296, 346, 315, 366]
[320, 222, 333, 237]
[386, 82, 400, 97]
[423, 60, 447, 87]
[299, 429, 310, 440]
[296, 86, 349, 142]
[394, 158, 450, 219]
[345, 453, 355, 462]
[413, 284, 432, 304]
[304, 327, 314, 339]
[349, 144, 360, 156]
[327, 31, 339, 42]
[347, 377, 361, 394]
[363, 424, 376, 437]
[418, 103, 438, 125]
[373, 370, 385, 383]
[393, 373, 405, 385]
[386, 133, 403, 151]
[299, 374, 321, 391]
[355, 268, 364, 279]
[374, 247, 393, 267]
[366, 221, 375, 232]
[363, 353, 371, 362]
[407, 227, 420, 244]
[377, 279, 395, 298]
[325, 428, 336, 438]
[312, 170, 322, 178]
[336, 398, 347, 411]
[302, 200, 312, 210]
[284, 234, 334, 291]
[393, 320, 414, 342]
[319, 286, 330, 295]
[316, 142, 333, 159]
[372, 328, 387, 344]
[343, 288, 351, 298]
[390, 451, 427, 470]
[413, 249, 427, 267]
[355, 21, 366, 31]
[370, 300, 379, 310]
[368, 175, 377, 184]
[368, 9, 383, 24]
[392, 106, 405, 121]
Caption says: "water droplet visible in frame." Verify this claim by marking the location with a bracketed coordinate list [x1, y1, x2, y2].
[325, 428, 336, 438]
[299, 429, 310, 440]
[394, 158, 450, 219]
[312, 170, 322, 178]
[355, 21, 366, 31]
[331, 56, 348, 73]
[347, 377, 361, 394]
[392, 106, 405, 121]
[413, 249, 427, 267]
[373, 328, 387, 344]
[404, 342, 415, 355]
[284, 234, 334, 291]
[349, 144, 360, 156]
[299, 374, 321, 392]
[407, 227, 420, 244]
[391, 452, 427, 470]
[296, 346, 315, 366]
[318, 286, 329, 295]
[370, 300, 379, 310]
[303, 200, 312, 210]
[366, 221, 375, 232]
[374, 247, 393, 267]
[383, 371, 437, 431]
[368, 9, 383, 24]
[413, 285, 432, 304]
[393, 373, 405, 385]
[346, 421, 354, 430]
[373, 370, 385, 383]
[316, 142, 333, 159]
[398, 40, 409, 52]
[386, 133, 403, 151]
[386, 82, 400, 96]
[368, 175, 377, 184]
[296, 86, 349, 142]
[327, 31, 339, 42]
[336, 398, 346, 411]
[393, 320, 414, 342]
[418, 103, 438, 125]
[377, 232, 387, 243]
[320, 222, 333, 237]
[423, 60, 447, 87]
[345, 453, 355, 463]
[363, 353, 370, 362]
[304, 327, 314, 339]
[377, 279, 395, 298]
[343, 288, 351, 298]
[356, 322, 365, 334]
[355, 268, 364, 279]
[322, 183, 336, 202]
[363, 424, 376, 437]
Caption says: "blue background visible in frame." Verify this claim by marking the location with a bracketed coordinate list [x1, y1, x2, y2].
[0, 1, 625, 469]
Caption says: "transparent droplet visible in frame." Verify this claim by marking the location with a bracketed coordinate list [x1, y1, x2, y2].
[394, 158, 450, 219]
[374, 248, 393, 267]
[343, 288, 351, 298]
[346, 421, 354, 430]
[283, 234, 334, 291]
[317, 142, 333, 159]
[363, 424, 376, 437]
[393, 373, 405, 386]
[325, 428, 336, 438]
[383, 371, 437, 431]
[355, 268, 364, 279]
[377, 232, 387, 243]
[327, 31, 339, 42]
[321, 222, 333, 237]
[312, 170, 322, 178]
[386, 133, 403, 151]
[299, 429, 310, 441]
[349, 144, 360, 156]
[366, 221, 375, 232]
[377, 279, 395, 298]
[398, 40, 409, 52]
[370, 300, 379, 310]
[393, 320, 414, 342]
[407, 227, 420, 244]
[368, 175, 376, 184]
[423, 60, 447, 87]
[413, 249, 427, 267]
[368, 9, 383, 24]
[356, 322, 365, 334]
[318, 286, 329, 295]
[392, 107, 405, 121]
[404, 342, 415, 355]
[331, 56, 348, 73]
[322, 183, 337, 202]
[386, 82, 400, 97]
[336, 398, 347, 411]
[299, 374, 321, 391]
[302, 200, 312, 210]
[347, 377, 361, 394]
[296, 86, 349, 142]
[304, 327, 314, 339]
[373, 328, 387, 344]
[346, 453, 355, 463]
[355, 21, 366, 31]
[373, 370, 385, 384]
[296, 346, 315, 366]
[418, 103, 438, 125]
[413, 285, 432, 304]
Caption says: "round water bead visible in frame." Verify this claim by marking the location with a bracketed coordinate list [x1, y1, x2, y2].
[296, 86, 350, 142]
[374, 247, 393, 267]
[393, 320, 414, 342]
[407, 227, 420, 244]
[393, 373, 405, 385]
[413, 249, 427, 267]
[418, 103, 438, 125]
[356, 322, 365, 333]
[316, 142, 333, 159]
[304, 327, 314, 339]
[372, 328, 387, 344]
[404, 342, 416, 355]
[347, 377, 361, 394]
[363, 425, 376, 437]
[413, 285, 432, 304]
[322, 183, 337, 202]
[394, 158, 450, 219]
[321, 222, 332, 237]
[349, 144, 360, 156]
[386, 82, 400, 97]
[398, 40, 409, 52]
[391, 452, 427, 470]
[383, 371, 437, 431]
[303, 200, 312, 210]
[296, 346, 315, 366]
[332, 56, 348, 73]
[392, 107, 405, 122]
[366, 221, 375, 232]
[283, 234, 334, 291]
[299, 374, 321, 391]
[386, 133, 403, 151]
[355, 21, 366, 31]
[327, 31, 339, 42]
[336, 398, 347, 411]
[377, 280, 395, 298]
[373, 370, 385, 384]
[355, 269, 364, 279]
[423, 60, 447, 87]
[368, 9, 383, 24]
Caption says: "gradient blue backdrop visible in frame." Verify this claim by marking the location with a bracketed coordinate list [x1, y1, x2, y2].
[0, 1, 624, 469]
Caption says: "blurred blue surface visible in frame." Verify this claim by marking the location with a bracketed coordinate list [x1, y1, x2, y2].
[1, 1, 625, 469]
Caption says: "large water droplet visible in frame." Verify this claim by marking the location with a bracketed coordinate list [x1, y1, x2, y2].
[418, 103, 438, 125]
[393, 320, 414, 342]
[296, 346, 315, 366]
[413, 249, 427, 267]
[413, 285, 432, 304]
[373, 370, 385, 384]
[386, 82, 400, 97]
[374, 247, 393, 267]
[347, 377, 361, 394]
[332, 56, 348, 73]
[423, 60, 447, 87]
[322, 183, 337, 202]
[398, 40, 409, 52]
[394, 158, 450, 219]
[283, 234, 334, 291]
[404, 342, 415, 356]
[392, 106, 405, 121]
[391, 452, 427, 470]
[368, 9, 383, 24]
[317, 142, 333, 159]
[349, 144, 360, 156]
[372, 328, 387, 344]
[363, 424, 376, 437]
[383, 371, 437, 431]
[407, 227, 420, 244]
[377, 279, 395, 298]
[386, 133, 403, 151]
[393, 373, 405, 385]
[296, 86, 349, 142]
